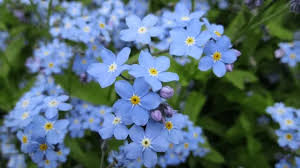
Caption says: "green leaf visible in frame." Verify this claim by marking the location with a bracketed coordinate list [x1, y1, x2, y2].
[225, 70, 257, 90]
[54, 73, 116, 105]
[184, 92, 206, 122]
[203, 148, 225, 164]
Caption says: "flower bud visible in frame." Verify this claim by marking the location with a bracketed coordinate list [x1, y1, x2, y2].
[233, 49, 241, 57]
[151, 110, 162, 122]
[226, 64, 234, 72]
[164, 106, 175, 117]
[159, 86, 174, 99]
[274, 49, 285, 58]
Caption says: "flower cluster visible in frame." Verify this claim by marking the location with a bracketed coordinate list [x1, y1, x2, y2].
[275, 40, 300, 67]
[1, 75, 72, 167]
[0, 0, 242, 167]
[266, 103, 300, 168]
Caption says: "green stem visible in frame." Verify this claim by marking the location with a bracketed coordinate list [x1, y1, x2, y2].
[47, 0, 53, 27]
[100, 140, 106, 168]
[29, 0, 43, 26]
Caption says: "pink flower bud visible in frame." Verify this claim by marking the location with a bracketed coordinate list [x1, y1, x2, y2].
[159, 86, 174, 99]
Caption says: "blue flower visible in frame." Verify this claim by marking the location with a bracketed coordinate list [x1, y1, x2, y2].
[113, 78, 161, 126]
[33, 116, 69, 144]
[170, 19, 210, 59]
[28, 136, 56, 163]
[98, 112, 132, 140]
[280, 47, 300, 67]
[129, 51, 179, 91]
[87, 47, 130, 88]
[203, 18, 224, 40]
[198, 36, 237, 77]
[120, 14, 162, 44]
[162, 114, 185, 144]
[173, 3, 205, 27]
[276, 130, 299, 149]
[275, 159, 292, 168]
[125, 121, 168, 167]
[44, 95, 72, 119]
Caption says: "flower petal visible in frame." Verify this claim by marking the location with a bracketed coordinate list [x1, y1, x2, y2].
[212, 61, 226, 77]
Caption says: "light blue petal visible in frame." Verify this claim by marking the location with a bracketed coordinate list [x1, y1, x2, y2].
[170, 29, 186, 42]
[221, 49, 237, 64]
[169, 129, 183, 144]
[136, 34, 151, 44]
[152, 135, 169, 152]
[140, 92, 161, 110]
[87, 63, 107, 79]
[187, 19, 202, 36]
[116, 47, 131, 65]
[142, 14, 158, 27]
[143, 148, 157, 168]
[115, 80, 134, 99]
[98, 73, 117, 88]
[99, 127, 114, 139]
[57, 95, 69, 101]
[187, 45, 203, 59]
[114, 124, 128, 140]
[120, 29, 137, 42]
[45, 108, 58, 119]
[158, 72, 179, 82]
[216, 36, 232, 51]
[128, 64, 147, 78]
[58, 103, 72, 111]
[133, 78, 150, 97]
[170, 43, 186, 56]
[149, 27, 162, 37]
[196, 30, 211, 46]
[138, 51, 155, 69]
[55, 120, 69, 129]
[190, 11, 205, 19]
[113, 99, 132, 114]
[47, 130, 60, 144]
[126, 15, 142, 29]
[129, 125, 145, 142]
[212, 61, 226, 77]
[155, 56, 170, 72]
[125, 142, 143, 159]
[203, 40, 217, 56]
[144, 76, 162, 92]
[145, 120, 163, 138]
[46, 150, 57, 161]
[198, 56, 213, 71]
[100, 48, 116, 64]
[131, 105, 149, 126]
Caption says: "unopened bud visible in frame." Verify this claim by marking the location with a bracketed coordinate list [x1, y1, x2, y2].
[233, 49, 241, 57]
[164, 106, 175, 117]
[275, 49, 285, 58]
[151, 110, 162, 122]
[226, 64, 234, 72]
[159, 86, 174, 99]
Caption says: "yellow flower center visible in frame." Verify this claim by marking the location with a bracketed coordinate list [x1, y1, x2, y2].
[108, 63, 117, 72]
[290, 53, 296, 59]
[99, 109, 105, 115]
[48, 62, 54, 68]
[130, 95, 140, 105]
[92, 45, 97, 51]
[138, 27, 147, 34]
[39, 144, 48, 151]
[44, 51, 49, 56]
[213, 51, 222, 61]
[165, 121, 173, 130]
[214, 31, 221, 37]
[22, 136, 28, 144]
[185, 36, 195, 46]
[285, 119, 293, 125]
[181, 16, 190, 21]
[141, 138, 151, 148]
[22, 100, 30, 108]
[57, 150, 62, 156]
[277, 108, 285, 114]
[169, 143, 174, 149]
[112, 117, 121, 125]
[99, 23, 105, 29]
[81, 59, 87, 64]
[48, 100, 58, 107]
[83, 26, 90, 33]
[193, 133, 198, 138]
[21, 112, 29, 120]
[184, 143, 189, 149]
[285, 133, 293, 141]
[45, 160, 50, 165]
[44, 122, 53, 131]
[148, 68, 158, 76]
[74, 119, 79, 124]
[89, 118, 94, 123]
